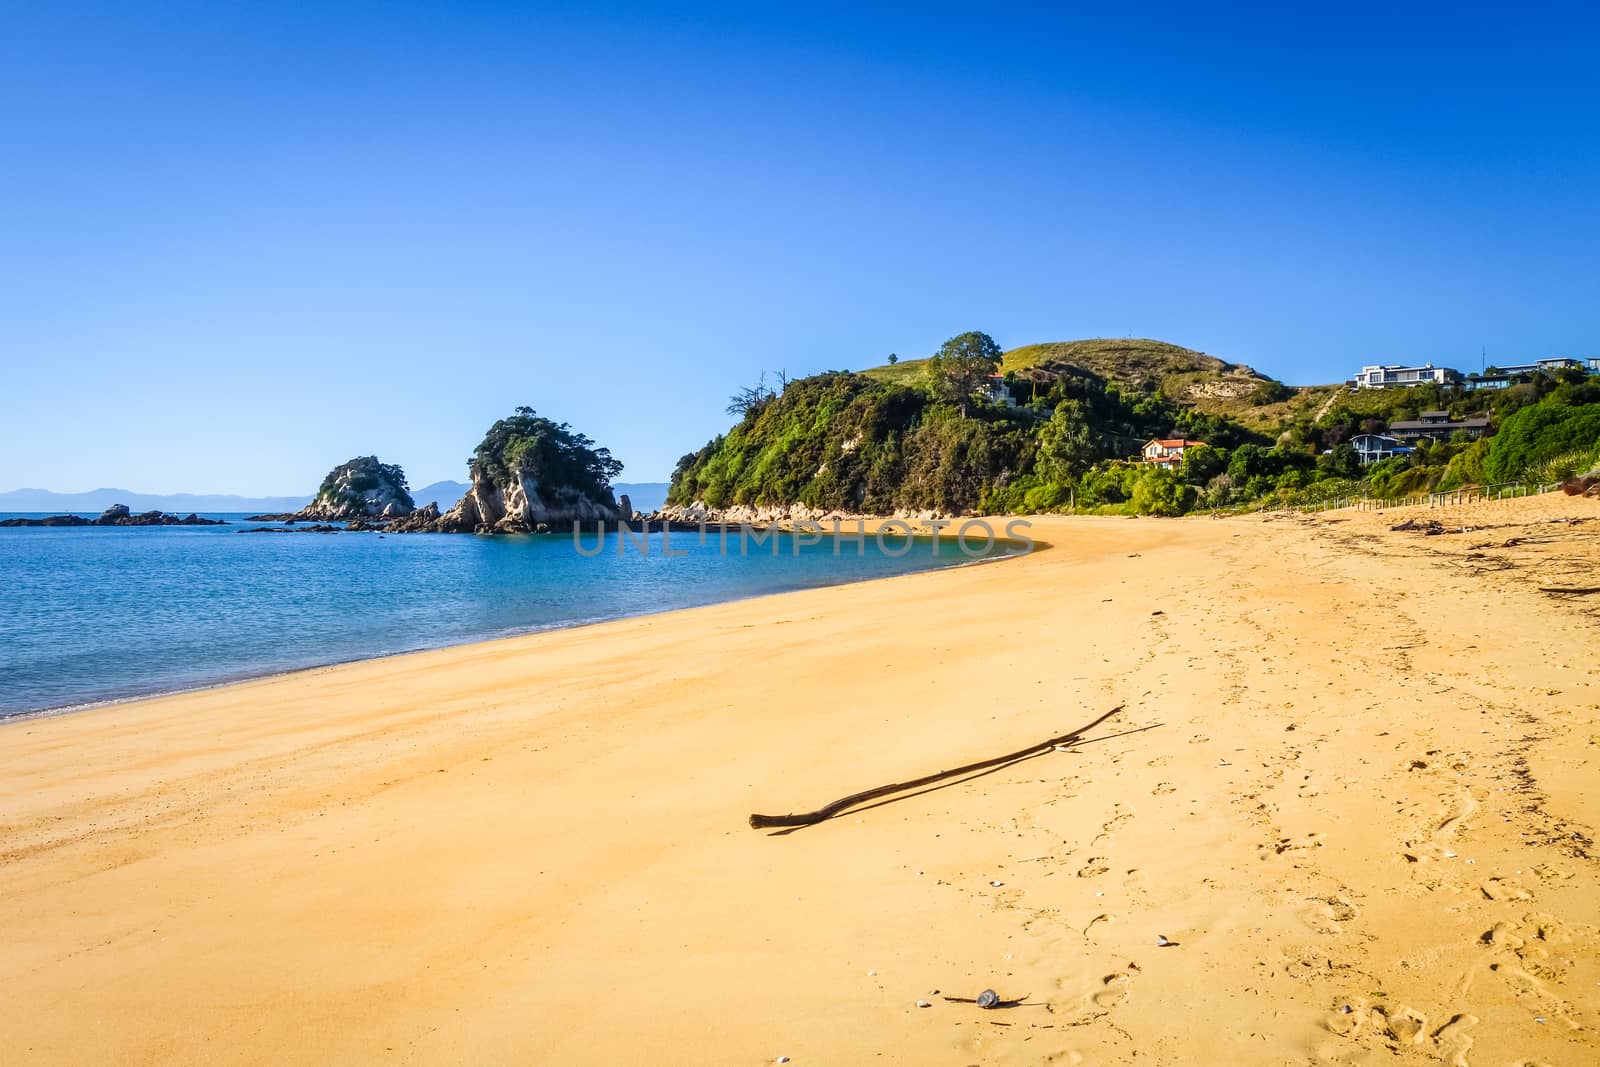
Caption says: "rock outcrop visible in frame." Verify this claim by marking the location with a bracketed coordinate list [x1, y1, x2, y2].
[384, 502, 442, 532]
[0, 506, 227, 527]
[432, 468, 620, 533]
[652, 500, 954, 524]
[420, 407, 623, 534]
[297, 457, 415, 520]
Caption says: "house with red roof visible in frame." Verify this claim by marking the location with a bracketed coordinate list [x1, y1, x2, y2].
[1141, 437, 1202, 468]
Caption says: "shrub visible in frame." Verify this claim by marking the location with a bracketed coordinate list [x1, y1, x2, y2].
[1484, 401, 1600, 482]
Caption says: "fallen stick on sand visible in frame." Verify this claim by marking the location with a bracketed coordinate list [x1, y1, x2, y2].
[1539, 586, 1600, 596]
[748, 705, 1123, 830]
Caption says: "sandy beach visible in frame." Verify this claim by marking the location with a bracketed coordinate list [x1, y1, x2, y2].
[3, 499, 1597, 1065]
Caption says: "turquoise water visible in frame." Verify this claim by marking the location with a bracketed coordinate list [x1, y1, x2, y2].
[0, 516, 1012, 718]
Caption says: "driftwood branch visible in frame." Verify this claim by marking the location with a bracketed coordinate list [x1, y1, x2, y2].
[748, 705, 1124, 830]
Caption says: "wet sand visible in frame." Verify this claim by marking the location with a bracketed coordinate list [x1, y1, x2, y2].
[2, 499, 1597, 1064]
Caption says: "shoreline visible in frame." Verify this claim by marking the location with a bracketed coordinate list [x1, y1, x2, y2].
[0, 526, 1035, 727]
[3, 503, 1595, 1064]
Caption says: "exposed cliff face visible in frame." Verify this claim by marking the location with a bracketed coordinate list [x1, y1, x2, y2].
[299, 457, 414, 520]
[434, 466, 619, 533]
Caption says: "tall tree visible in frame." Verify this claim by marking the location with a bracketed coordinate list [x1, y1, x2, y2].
[727, 372, 774, 417]
[927, 330, 1003, 417]
[1035, 400, 1099, 481]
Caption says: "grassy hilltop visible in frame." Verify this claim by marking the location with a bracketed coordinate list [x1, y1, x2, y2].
[865, 338, 1337, 432]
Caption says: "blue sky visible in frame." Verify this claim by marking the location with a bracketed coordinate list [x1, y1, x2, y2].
[2, 4, 1597, 492]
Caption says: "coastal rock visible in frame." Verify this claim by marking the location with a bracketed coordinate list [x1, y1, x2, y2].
[424, 408, 623, 534]
[0, 514, 92, 527]
[296, 456, 415, 520]
[0, 506, 226, 528]
[649, 500, 932, 525]
[434, 469, 619, 533]
[384, 502, 442, 533]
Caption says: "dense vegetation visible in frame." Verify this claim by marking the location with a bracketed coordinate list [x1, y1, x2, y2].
[471, 407, 624, 499]
[669, 337, 1600, 517]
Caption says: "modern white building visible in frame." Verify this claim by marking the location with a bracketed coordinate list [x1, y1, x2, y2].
[1464, 356, 1600, 391]
[1350, 363, 1462, 390]
[1349, 434, 1409, 465]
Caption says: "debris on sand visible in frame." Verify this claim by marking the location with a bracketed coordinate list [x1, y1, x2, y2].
[943, 989, 1030, 1009]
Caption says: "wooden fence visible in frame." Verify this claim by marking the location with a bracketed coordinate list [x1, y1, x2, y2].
[1294, 480, 1561, 514]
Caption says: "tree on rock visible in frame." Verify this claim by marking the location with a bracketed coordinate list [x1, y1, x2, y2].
[470, 407, 623, 501]
[927, 331, 1003, 417]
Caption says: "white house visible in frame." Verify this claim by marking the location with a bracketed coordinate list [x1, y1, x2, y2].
[1350, 363, 1462, 390]
[982, 374, 1015, 407]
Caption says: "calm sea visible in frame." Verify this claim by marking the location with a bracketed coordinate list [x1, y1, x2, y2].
[0, 515, 1011, 718]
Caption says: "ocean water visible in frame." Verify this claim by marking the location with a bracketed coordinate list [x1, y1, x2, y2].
[0, 515, 1014, 718]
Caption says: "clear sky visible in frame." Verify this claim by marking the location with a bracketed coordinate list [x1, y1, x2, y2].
[3, 3, 1597, 493]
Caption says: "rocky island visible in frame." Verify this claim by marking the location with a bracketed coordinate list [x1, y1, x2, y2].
[0, 505, 227, 528]
[244, 456, 417, 524]
[242, 410, 625, 535]
[426, 407, 624, 533]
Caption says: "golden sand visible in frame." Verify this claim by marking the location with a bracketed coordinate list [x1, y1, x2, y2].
[2, 498, 1597, 1064]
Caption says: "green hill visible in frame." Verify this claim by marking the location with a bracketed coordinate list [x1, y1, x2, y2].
[864, 338, 1311, 430]
[669, 333, 1600, 517]
[669, 337, 1275, 516]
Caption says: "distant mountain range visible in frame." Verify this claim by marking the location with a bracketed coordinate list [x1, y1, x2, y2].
[408, 481, 470, 508]
[0, 488, 315, 514]
[1, 481, 671, 515]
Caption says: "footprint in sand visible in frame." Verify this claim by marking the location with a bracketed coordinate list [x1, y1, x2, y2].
[1487, 960, 1579, 1028]
[1480, 875, 1534, 901]
[1432, 1013, 1478, 1066]
[1479, 910, 1598, 1028]
[1381, 1005, 1429, 1045]
[1151, 781, 1176, 795]
[1077, 858, 1110, 878]
[1298, 896, 1357, 934]
[1430, 786, 1478, 845]
[1088, 968, 1135, 1009]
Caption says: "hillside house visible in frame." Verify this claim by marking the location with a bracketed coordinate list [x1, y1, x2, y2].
[1350, 363, 1463, 390]
[982, 374, 1016, 407]
[1466, 357, 1600, 391]
[1141, 438, 1202, 468]
[1387, 411, 1490, 442]
[1349, 433, 1409, 465]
